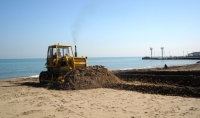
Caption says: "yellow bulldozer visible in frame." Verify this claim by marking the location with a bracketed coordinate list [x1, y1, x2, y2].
[39, 43, 88, 83]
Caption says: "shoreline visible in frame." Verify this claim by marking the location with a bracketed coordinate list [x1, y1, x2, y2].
[0, 76, 38, 81]
[111, 61, 200, 71]
[112, 62, 200, 72]
[0, 62, 199, 80]
[0, 61, 198, 80]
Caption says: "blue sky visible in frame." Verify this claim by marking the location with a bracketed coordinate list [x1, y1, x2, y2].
[0, 0, 200, 58]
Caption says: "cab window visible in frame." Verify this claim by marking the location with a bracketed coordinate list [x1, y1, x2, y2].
[58, 46, 71, 57]
[47, 48, 53, 58]
[47, 47, 56, 58]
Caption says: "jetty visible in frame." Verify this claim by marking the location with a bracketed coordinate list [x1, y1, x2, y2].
[143, 48, 200, 60]
[142, 56, 200, 60]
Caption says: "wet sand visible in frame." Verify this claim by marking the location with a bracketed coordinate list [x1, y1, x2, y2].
[0, 63, 200, 118]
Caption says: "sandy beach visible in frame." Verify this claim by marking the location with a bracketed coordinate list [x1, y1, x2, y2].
[1, 63, 200, 118]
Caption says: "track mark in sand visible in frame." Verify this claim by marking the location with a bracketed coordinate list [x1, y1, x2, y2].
[32, 96, 50, 107]
[60, 99, 72, 104]
[43, 115, 56, 118]
[51, 94, 62, 97]
[56, 106, 73, 113]
[17, 109, 43, 116]
[55, 105, 86, 117]
[37, 96, 50, 102]
[36, 102, 46, 107]
[56, 106, 66, 112]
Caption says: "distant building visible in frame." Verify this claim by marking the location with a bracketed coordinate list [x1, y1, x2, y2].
[188, 52, 200, 57]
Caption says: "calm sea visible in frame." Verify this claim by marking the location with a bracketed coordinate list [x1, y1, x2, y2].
[0, 57, 199, 79]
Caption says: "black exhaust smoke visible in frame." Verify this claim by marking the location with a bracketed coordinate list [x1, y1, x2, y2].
[75, 45, 77, 57]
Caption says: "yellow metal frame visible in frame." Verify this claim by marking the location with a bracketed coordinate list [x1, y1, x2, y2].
[46, 43, 87, 71]
[40, 43, 88, 83]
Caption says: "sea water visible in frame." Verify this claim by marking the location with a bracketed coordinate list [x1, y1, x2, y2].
[0, 57, 199, 79]
[0, 58, 45, 79]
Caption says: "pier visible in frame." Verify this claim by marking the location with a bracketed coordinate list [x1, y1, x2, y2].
[142, 56, 200, 60]
[143, 47, 200, 60]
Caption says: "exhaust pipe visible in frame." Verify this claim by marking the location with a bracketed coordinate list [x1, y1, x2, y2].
[75, 45, 77, 57]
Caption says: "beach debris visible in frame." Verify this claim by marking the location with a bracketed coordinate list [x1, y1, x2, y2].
[45, 65, 123, 90]
[113, 69, 200, 98]
[42, 65, 200, 98]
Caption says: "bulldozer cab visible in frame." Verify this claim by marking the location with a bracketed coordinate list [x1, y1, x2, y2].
[47, 45, 73, 59]
[46, 44, 74, 69]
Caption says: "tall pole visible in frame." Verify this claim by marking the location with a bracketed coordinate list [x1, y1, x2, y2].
[164, 51, 165, 58]
[150, 47, 153, 58]
[161, 47, 164, 59]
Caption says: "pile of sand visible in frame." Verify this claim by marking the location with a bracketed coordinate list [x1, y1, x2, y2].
[46, 65, 123, 90]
